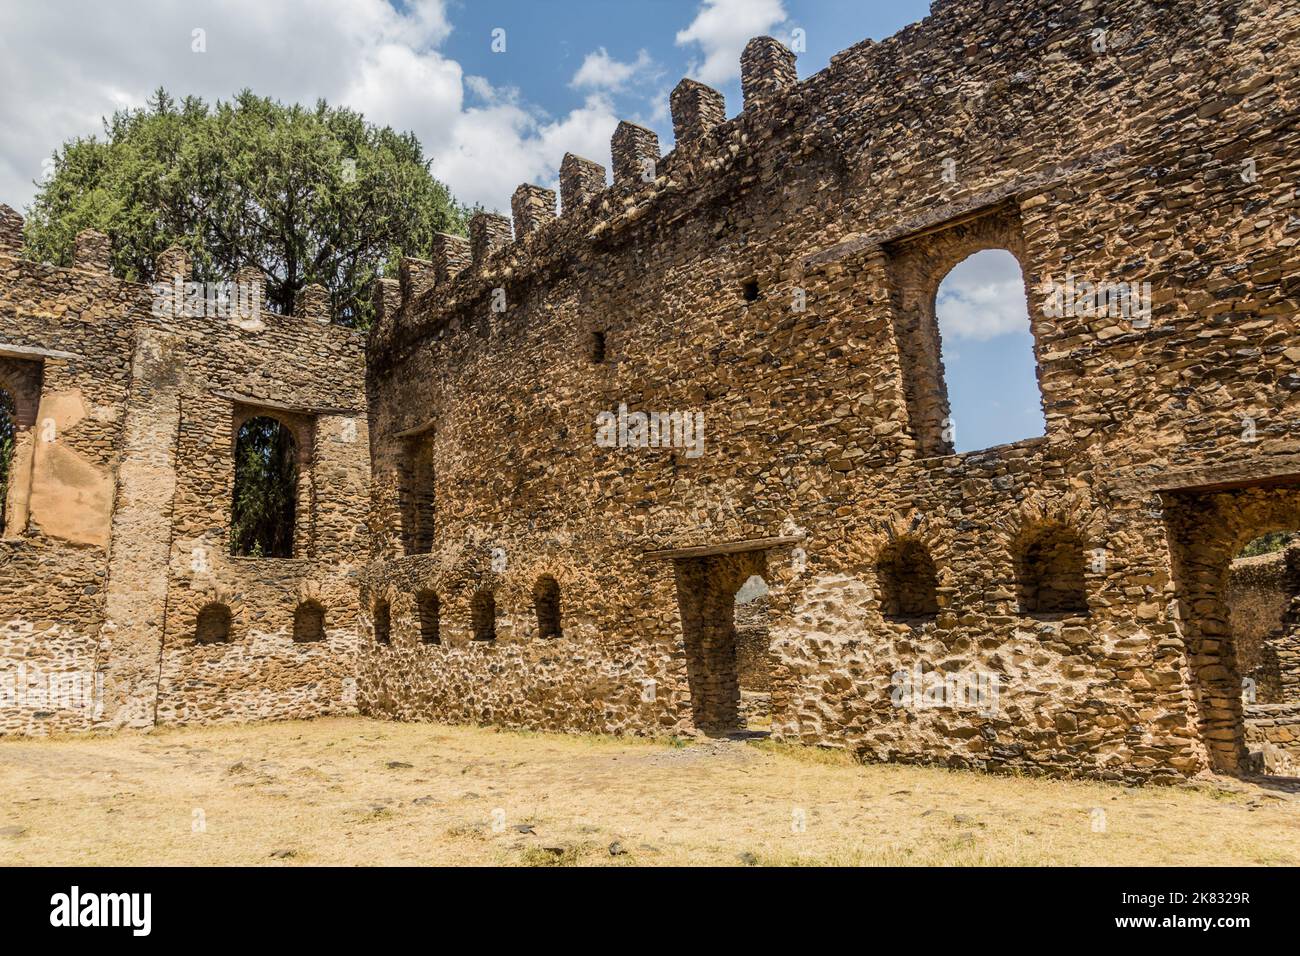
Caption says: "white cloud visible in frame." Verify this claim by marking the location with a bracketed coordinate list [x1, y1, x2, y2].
[571, 48, 655, 92]
[0, 0, 617, 215]
[935, 249, 1033, 341]
[675, 0, 788, 86]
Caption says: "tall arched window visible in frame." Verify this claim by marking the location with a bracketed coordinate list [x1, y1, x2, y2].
[231, 415, 298, 558]
[195, 603, 232, 644]
[934, 249, 1045, 452]
[0, 388, 16, 533]
[471, 589, 496, 642]
[533, 575, 561, 639]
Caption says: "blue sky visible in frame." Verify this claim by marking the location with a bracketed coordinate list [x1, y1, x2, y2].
[0, 0, 1045, 450]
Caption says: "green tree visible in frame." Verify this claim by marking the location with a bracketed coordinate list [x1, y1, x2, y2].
[24, 88, 467, 327]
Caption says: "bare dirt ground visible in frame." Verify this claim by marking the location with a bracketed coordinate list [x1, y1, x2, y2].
[0, 717, 1296, 866]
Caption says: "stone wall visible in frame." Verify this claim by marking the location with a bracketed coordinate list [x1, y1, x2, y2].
[1226, 548, 1292, 703]
[2, 0, 1300, 786]
[1245, 702, 1300, 776]
[360, 0, 1300, 782]
[0, 227, 367, 734]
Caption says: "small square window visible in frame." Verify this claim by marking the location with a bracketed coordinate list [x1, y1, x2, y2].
[742, 280, 760, 302]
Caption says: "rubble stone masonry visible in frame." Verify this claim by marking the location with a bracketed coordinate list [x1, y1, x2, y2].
[4, 0, 1300, 786]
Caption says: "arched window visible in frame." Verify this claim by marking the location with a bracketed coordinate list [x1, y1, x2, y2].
[877, 539, 939, 619]
[373, 599, 391, 644]
[230, 415, 298, 558]
[0, 388, 16, 533]
[195, 603, 232, 644]
[293, 600, 325, 643]
[417, 590, 440, 645]
[1016, 523, 1087, 615]
[533, 575, 561, 639]
[471, 589, 496, 642]
[934, 249, 1045, 452]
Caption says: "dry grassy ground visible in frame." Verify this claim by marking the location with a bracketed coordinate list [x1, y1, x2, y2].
[0, 717, 1296, 866]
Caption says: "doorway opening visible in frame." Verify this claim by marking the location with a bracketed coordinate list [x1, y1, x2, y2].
[673, 549, 770, 736]
[1165, 483, 1300, 778]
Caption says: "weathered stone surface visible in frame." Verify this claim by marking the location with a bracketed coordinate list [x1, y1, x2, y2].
[2, 0, 1300, 789]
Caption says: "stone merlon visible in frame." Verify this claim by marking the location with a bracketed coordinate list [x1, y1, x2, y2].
[469, 212, 512, 270]
[73, 229, 111, 273]
[511, 183, 557, 238]
[611, 121, 660, 188]
[741, 36, 797, 111]
[431, 232, 472, 284]
[671, 79, 726, 143]
[559, 153, 606, 214]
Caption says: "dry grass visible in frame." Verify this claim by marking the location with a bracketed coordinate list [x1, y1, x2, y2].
[0, 717, 1295, 866]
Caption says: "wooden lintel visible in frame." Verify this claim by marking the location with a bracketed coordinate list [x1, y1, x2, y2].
[394, 418, 437, 438]
[212, 390, 357, 417]
[1108, 452, 1300, 497]
[642, 535, 803, 560]
[0, 341, 81, 362]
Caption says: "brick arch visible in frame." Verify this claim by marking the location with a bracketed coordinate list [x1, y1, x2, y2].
[184, 587, 244, 646]
[884, 203, 1040, 457]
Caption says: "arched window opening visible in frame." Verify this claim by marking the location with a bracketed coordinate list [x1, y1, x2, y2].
[471, 589, 496, 642]
[373, 599, 391, 644]
[1016, 523, 1087, 615]
[0, 388, 16, 534]
[195, 603, 232, 644]
[293, 600, 325, 643]
[533, 575, 562, 639]
[231, 415, 298, 558]
[877, 539, 940, 620]
[417, 590, 441, 645]
[934, 249, 1045, 453]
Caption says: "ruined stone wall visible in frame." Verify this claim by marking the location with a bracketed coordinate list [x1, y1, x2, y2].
[0, 223, 368, 733]
[1226, 549, 1290, 702]
[361, 0, 1300, 782]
